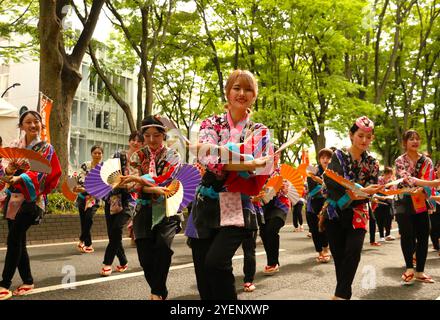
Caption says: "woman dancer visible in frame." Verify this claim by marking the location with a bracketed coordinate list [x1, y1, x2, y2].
[395, 130, 435, 284]
[0, 110, 61, 300]
[323, 116, 381, 300]
[190, 69, 273, 300]
[100, 132, 144, 276]
[75, 145, 103, 253]
[120, 115, 181, 300]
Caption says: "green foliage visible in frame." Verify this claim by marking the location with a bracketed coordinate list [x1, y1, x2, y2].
[46, 193, 77, 214]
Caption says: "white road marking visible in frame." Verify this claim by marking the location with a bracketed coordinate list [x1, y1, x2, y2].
[24, 249, 286, 296]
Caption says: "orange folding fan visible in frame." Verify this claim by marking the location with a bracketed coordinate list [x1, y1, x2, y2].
[164, 179, 184, 217]
[261, 175, 284, 203]
[0, 147, 52, 173]
[324, 169, 369, 198]
[61, 176, 79, 202]
[280, 164, 305, 196]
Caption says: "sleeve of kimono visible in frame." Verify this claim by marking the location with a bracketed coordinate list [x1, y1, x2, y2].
[15, 144, 61, 201]
[198, 117, 225, 176]
[394, 155, 413, 188]
[323, 152, 354, 210]
[77, 162, 89, 186]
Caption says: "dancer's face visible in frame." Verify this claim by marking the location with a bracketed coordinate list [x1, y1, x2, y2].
[319, 155, 331, 169]
[404, 134, 421, 153]
[129, 137, 143, 151]
[91, 148, 103, 163]
[20, 113, 41, 141]
[227, 79, 256, 115]
[143, 127, 165, 151]
[350, 128, 374, 152]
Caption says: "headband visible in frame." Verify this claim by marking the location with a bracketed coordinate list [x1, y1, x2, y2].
[355, 116, 374, 132]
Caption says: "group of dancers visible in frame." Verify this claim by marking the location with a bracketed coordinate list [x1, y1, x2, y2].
[0, 69, 439, 301]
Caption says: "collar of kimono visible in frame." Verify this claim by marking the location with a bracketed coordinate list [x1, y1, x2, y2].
[17, 136, 41, 150]
[226, 111, 249, 143]
[147, 145, 165, 177]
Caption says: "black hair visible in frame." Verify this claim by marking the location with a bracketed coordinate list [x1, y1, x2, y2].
[141, 115, 166, 135]
[18, 110, 46, 129]
[402, 130, 421, 147]
[0, 136, 2, 146]
[91, 145, 104, 154]
[129, 131, 144, 142]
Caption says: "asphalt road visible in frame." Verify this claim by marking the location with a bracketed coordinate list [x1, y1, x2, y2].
[1, 223, 440, 301]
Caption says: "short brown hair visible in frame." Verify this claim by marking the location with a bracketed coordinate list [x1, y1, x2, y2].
[318, 148, 333, 159]
[383, 166, 393, 175]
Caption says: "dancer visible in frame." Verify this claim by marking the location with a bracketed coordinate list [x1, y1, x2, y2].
[306, 148, 332, 263]
[120, 115, 181, 300]
[190, 69, 273, 300]
[0, 110, 61, 300]
[100, 132, 144, 276]
[74, 145, 103, 253]
[395, 129, 435, 284]
[374, 167, 395, 242]
[323, 116, 381, 300]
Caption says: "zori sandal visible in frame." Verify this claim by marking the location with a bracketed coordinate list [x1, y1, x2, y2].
[13, 284, 34, 296]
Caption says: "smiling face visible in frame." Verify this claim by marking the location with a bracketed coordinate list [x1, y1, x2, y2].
[350, 128, 374, 152]
[20, 113, 42, 141]
[404, 132, 421, 153]
[143, 127, 165, 151]
[225, 71, 258, 116]
[129, 137, 143, 151]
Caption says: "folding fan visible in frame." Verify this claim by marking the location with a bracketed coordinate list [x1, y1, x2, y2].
[100, 158, 122, 188]
[194, 162, 206, 178]
[324, 169, 369, 198]
[0, 147, 52, 173]
[286, 181, 301, 205]
[280, 164, 305, 196]
[380, 188, 418, 196]
[164, 179, 184, 217]
[261, 175, 284, 203]
[275, 128, 306, 155]
[384, 178, 403, 188]
[169, 164, 202, 211]
[307, 173, 323, 185]
[84, 163, 112, 199]
[61, 176, 79, 202]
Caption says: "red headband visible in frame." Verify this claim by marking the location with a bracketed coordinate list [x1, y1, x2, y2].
[355, 116, 374, 132]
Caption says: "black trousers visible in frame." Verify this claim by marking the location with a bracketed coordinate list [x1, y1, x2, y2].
[78, 199, 99, 247]
[191, 227, 251, 300]
[326, 219, 366, 300]
[375, 204, 393, 238]
[103, 208, 130, 266]
[0, 207, 38, 289]
[242, 230, 257, 283]
[369, 211, 377, 243]
[306, 211, 328, 252]
[260, 217, 285, 266]
[135, 219, 179, 299]
[430, 212, 440, 250]
[292, 202, 304, 228]
[396, 212, 430, 272]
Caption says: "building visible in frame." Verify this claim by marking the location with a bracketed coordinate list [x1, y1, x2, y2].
[0, 57, 136, 172]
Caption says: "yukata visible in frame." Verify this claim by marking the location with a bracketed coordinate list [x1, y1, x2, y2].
[306, 165, 328, 253]
[394, 153, 434, 273]
[130, 145, 181, 299]
[323, 147, 379, 300]
[0, 137, 61, 290]
[190, 111, 273, 300]
[261, 168, 291, 267]
[76, 161, 101, 247]
[102, 150, 137, 268]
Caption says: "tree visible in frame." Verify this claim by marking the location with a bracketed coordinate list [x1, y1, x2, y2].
[39, 0, 105, 179]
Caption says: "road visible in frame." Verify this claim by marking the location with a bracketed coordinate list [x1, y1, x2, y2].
[1, 223, 440, 301]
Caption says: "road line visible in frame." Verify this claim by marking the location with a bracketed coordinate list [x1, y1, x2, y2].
[24, 249, 286, 296]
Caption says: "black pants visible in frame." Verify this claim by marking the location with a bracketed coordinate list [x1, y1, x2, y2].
[369, 211, 377, 243]
[103, 209, 130, 266]
[78, 199, 99, 247]
[306, 211, 328, 252]
[191, 227, 251, 300]
[242, 230, 257, 283]
[260, 217, 285, 266]
[135, 219, 179, 299]
[396, 212, 430, 272]
[292, 202, 304, 228]
[0, 207, 38, 289]
[430, 212, 440, 250]
[326, 219, 366, 300]
[376, 204, 392, 238]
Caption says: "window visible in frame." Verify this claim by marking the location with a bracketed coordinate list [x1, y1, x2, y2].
[71, 100, 78, 126]
[80, 101, 88, 127]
